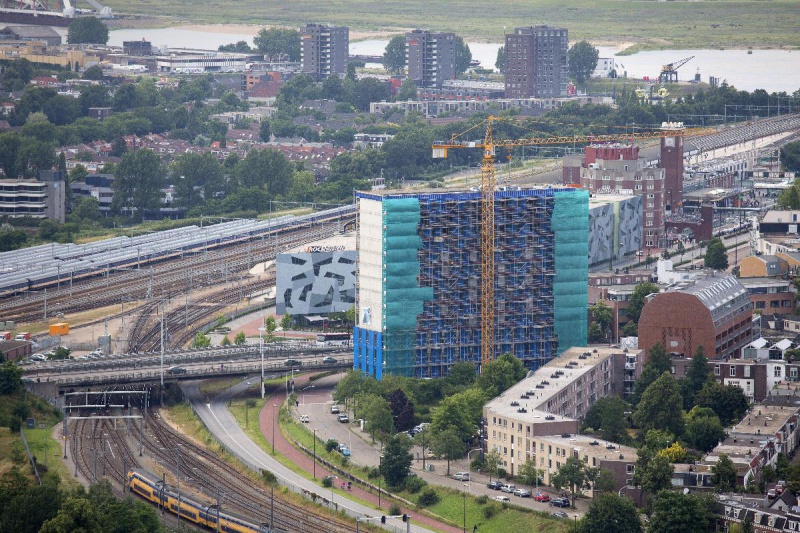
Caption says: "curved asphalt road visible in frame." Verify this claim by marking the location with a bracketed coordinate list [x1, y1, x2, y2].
[180, 377, 440, 533]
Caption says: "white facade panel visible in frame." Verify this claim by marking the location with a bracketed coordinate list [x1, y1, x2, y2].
[357, 197, 384, 333]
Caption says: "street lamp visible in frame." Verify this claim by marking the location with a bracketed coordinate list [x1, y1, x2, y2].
[462, 487, 467, 533]
[259, 325, 266, 399]
[466, 448, 482, 493]
[313, 428, 317, 479]
[574, 514, 578, 533]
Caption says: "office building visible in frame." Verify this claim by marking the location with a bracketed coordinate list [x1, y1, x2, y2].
[406, 30, 455, 89]
[353, 187, 588, 379]
[0, 175, 65, 222]
[301, 24, 349, 77]
[504, 26, 568, 98]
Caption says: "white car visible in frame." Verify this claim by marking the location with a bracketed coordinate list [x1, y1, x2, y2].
[453, 472, 470, 481]
[493, 495, 510, 502]
[300, 414, 309, 423]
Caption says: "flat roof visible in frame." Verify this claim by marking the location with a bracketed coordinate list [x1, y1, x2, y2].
[485, 346, 639, 425]
[538, 433, 638, 461]
[739, 278, 792, 289]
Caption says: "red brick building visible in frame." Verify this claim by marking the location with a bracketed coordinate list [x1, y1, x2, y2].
[638, 273, 753, 360]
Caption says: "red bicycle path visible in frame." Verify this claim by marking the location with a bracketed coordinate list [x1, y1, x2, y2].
[257, 374, 461, 533]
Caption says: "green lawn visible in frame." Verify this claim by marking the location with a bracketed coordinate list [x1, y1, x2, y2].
[103, 0, 800, 51]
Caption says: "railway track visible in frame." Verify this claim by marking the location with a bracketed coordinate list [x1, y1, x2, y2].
[5, 213, 353, 325]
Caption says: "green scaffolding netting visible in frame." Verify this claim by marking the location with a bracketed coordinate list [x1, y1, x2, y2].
[552, 190, 589, 353]
[382, 198, 433, 376]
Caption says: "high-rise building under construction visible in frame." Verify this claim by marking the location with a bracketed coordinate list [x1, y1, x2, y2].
[353, 187, 589, 379]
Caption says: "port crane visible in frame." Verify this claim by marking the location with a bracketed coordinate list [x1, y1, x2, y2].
[659, 55, 694, 83]
[432, 117, 714, 369]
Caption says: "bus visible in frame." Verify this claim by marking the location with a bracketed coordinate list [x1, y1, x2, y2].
[316, 332, 352, 347]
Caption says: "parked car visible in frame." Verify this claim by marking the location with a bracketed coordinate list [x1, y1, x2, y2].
[300, 414, 309, 423]
[551, 511, 569, 519]
[322, 356, 338, 364]
[513, 488, 532, 497]
[550, 497, 570, 508]
[500, 484, 516, 493]
[776, 482, 786, 495]
[330, 405, 340, 414]
[487, 481, 502, 490]
[493, 495, 510, 502]
[337, 414, 349, 423]
[453, 472, 470, 481]
[534, 492, 551, 502]
[337, 444, 350, 457]
[768, 489, 778, 498]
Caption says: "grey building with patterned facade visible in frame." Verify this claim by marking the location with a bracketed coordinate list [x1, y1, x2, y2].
[276, 250, 356, 314]
[588, 193, 643, 266]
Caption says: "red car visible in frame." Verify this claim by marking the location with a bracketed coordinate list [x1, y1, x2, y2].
[535, 493, 550, 502]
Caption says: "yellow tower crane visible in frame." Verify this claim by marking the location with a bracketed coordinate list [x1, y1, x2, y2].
[432, 117, 715, 369]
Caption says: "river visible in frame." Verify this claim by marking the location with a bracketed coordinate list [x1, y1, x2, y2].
[107, 29, 800, 94]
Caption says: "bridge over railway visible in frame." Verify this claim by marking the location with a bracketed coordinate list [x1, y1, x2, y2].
[21, 343, 352, 392]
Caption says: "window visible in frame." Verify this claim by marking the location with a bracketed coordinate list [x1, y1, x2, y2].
[775, 367, 782, 378]
[646, 221, 653, 227]
[714, 365, 720, 376]
[730, 366, 736, 377]
[626, 464, 635, 474]
[744, 366, 751, 378]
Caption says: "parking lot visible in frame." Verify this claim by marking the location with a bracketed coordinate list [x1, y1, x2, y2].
[292, 374, 589, 518]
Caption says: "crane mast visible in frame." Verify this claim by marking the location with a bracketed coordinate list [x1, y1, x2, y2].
[480, 118, 497, 367]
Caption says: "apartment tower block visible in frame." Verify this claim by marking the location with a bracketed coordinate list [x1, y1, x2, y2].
[406, 29, 455, 89]
[300, 24, 349, 78]
[353, 187, 589, 379]
[505, 26, 568, 98]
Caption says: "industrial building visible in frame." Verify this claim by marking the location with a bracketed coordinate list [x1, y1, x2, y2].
[353, 187, 589, 379]
[504, 25, 568, 98]
[300, 23, 349, 78]
[406, 29, 455, 89]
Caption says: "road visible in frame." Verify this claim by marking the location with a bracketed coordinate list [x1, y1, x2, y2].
[181, 376, 443, 533]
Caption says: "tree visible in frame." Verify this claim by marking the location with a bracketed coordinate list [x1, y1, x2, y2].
[430, 426, 466, 476]
[264, 316, 277, 340]
[633, 451, 673, 497]
[649, 491, 714, 533]
[684, 408, 725, 453]
[694, 381, 749, 426]
[193, 333, 211, 348]
[686, 346, 710, 393]
[631, 342, 670, 406]
[704, 237, 729, 270]
[221, 335, 231, 346]
[380, 433, 413, 489]
[382, 35, 406, 74]
[254, 28, 300, 61]
[712, 453, 738, 492]
[517, 455, 544, 492]
[634, 372, 685, 436]
[351, 77, 390, 111]
[484, 449, 502, 482]
[551, 456, 597, 507]
[234, 331, 246, 345]
[582, 493, 642, 533]
[626, 282, 659, 324]
[359, 393, 394, 443]
[111, 148, 163, 219]
[386, 388, 415, 432]
[81, 65, 104, 81]
[172, 152, 224, 208]
[676, 241, 686, 260]
[588, 322, 604, 343]
[395, 77, 418, 101]
[234, 147, 293, 196]
[258, 120, 271, 142]
[590, 301, 613, 341]
[584, 395, 628, 443]
[454, 36, 472, 75]
[495, 45, 505, 73]
[445, 361, 477, 389]
[430, 388, 485, 442]
[67, 17, 109, 45]
[0, 361, 23, 394]
[476, 352, 526, 398]
[39, 496, 101, 533]
[594, 468, 617, 494]
[568, 41, 599, 87]
[280, 313, 292, 330]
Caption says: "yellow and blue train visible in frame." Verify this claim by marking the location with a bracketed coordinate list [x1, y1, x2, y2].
[127, 468, 273, 533]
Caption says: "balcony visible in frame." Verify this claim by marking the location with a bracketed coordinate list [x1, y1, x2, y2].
[625, 362, 636, 370]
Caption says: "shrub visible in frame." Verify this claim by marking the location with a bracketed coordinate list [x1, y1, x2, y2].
[482, 504, 498, 519]
[417, 488, 440, 507]
[322, 476, 334, 488]
[389, 504, 402, 516]
[367, 466, 381, 479]
[476, 495, 488, 505]
[497, 468, 507, 479]
[405, 475, 426, 493]
[325, 439, 339, 453]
